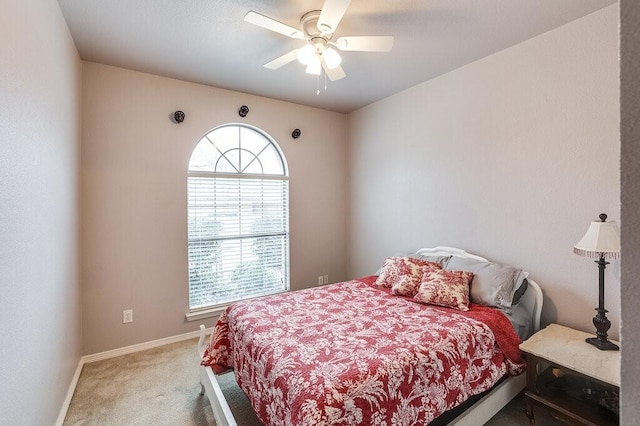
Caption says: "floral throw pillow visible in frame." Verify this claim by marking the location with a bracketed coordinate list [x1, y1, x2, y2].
[391, 274, 424, 297]
[375, 257, 441, 295]
[413, 269, 474, 311]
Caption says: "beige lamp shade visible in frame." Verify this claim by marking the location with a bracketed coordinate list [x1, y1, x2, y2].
[574, 216, 620, 260]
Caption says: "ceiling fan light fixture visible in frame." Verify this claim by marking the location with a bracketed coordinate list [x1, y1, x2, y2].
[305, 57, 322, 75]
[296, 44, 316, 65]
[323, 47, 342, 69]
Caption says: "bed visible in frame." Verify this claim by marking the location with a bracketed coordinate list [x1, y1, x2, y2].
[197, 246, 543, 425]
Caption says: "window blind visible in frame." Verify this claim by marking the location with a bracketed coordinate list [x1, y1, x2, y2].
[188, 175, 290, 310]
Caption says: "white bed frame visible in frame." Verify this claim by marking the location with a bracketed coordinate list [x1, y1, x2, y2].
[197, 246, 543, 426]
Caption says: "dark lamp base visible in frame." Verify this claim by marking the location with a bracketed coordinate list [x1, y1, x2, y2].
[586, 337, 619, 351]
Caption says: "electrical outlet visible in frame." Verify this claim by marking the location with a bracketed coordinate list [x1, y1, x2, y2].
[123, 309, 133, 323]
[318, 276, 324, 286]
[323, 275, 329, 285]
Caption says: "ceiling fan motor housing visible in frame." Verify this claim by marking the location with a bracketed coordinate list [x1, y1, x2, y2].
[298, 10, 334, 66]
[301, 11, 331, 40]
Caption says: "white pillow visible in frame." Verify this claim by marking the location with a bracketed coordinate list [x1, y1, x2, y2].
[445, 256, 528, 313]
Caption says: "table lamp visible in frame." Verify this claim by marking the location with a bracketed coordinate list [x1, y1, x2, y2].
[573, 213, 620, 350]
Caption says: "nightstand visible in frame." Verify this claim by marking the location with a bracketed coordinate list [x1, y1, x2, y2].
[519, 324, 620, 425]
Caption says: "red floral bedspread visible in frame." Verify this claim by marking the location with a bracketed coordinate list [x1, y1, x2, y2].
[202, 277, 525, 425]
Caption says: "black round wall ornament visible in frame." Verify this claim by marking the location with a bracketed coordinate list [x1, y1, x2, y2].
[238, 105, 249, 117]
[174, 110, 185, 123]
[291, 128, 301, 139]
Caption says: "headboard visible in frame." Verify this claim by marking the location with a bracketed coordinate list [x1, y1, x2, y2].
[415, 246, 543, 333]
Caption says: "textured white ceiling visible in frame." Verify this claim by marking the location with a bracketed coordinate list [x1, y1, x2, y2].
[57, 0, 616, 113]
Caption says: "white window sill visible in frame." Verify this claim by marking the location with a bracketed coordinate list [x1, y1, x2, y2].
[185, 306, 228, 322]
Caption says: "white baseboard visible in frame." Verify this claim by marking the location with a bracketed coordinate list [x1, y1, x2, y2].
[55, 327, 213, 425]
[55, 360, 84, 426]
[82, 327, 212, 364]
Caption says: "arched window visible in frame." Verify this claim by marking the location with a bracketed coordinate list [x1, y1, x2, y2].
[187, 124, 289, 311]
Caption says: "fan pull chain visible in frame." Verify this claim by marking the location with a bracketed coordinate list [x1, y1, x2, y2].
[314, 67, 329, 95]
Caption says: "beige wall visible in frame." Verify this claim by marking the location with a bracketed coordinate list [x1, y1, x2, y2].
[0, 0, 82, 424]
[347, 6, 620, 337]
[81, 63, 348, 354]
[620, 0, 640, 421]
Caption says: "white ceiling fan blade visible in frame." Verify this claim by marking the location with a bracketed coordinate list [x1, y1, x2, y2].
[244, 11, 303, 39]
[322, 60, 346, 81]
[317, 0, 351, 34]
[335, 36, 394, 52]
[264, 50, 299, 69]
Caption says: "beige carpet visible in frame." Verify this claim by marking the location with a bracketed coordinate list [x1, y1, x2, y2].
[64, 338, 564, 425]
[63, 338, 261, 426]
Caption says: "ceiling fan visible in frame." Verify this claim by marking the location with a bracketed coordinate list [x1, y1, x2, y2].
[244, 0, 394, 82]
